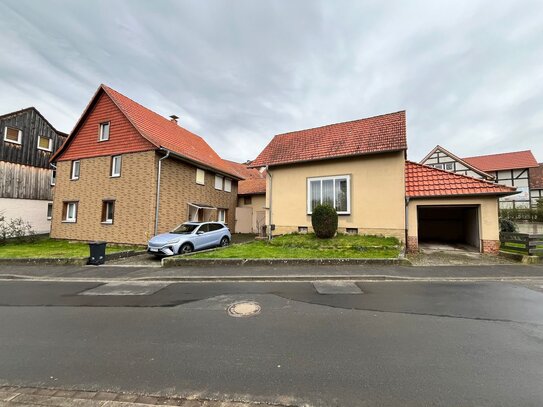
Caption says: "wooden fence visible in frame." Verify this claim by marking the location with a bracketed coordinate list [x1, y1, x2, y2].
[500, 232, 543, 256]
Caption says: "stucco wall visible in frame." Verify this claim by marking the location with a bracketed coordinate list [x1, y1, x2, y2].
[237, 194, 266, 234]
[407, 196, 500, 241]
[50, 151, 157, 245]
[267, 152, 406, 241]
[0, 197, 51, 234]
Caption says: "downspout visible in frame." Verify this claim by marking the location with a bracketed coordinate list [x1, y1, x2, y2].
[266, 165, 273, 240]
[154, 149, 171, 236]
[405, 196, 410, 252]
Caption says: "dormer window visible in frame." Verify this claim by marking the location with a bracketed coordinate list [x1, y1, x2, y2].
[99, 122, 110, 141]
[37, 136, 52, 152]
[3, 127, 22, 144]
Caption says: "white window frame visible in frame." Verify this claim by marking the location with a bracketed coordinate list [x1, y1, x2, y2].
[111, 155, 121, 177]
[196, 168, 205, 185]
[444, 163, 454, 171]
[307, 174, 351, 215]
[99, 122, 110, 141]
[214, 175, 223, 190]
[3, 127, 22, 144]
[224, 178, 232, 192]
[47, 203, 53, 220]
[433, 163, 444, 170]
[37, 135, 53, 152]
[71, 160, 80, 180]
[50, 170, 56, 186]
[102, 201, 114, 224]
[64, 202, 77, 223]
[218, 208, 226, 222]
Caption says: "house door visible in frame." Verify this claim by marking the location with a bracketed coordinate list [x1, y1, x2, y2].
[235, 207, 253, 233]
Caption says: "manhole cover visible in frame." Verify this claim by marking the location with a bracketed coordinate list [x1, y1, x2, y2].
[227, 301, 261, 317]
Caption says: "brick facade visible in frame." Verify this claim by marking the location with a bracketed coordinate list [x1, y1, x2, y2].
[51, 151, 238, 245]
[50, 151, 158, 245]
[482, 240, 500, 254]
[158, 158, 238, 235]
[406, 236, 419, 253]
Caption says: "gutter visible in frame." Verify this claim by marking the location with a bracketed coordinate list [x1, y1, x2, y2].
[266, 165, 273, 240]
[154, 148, 171, 236]
[405, 196, 410, 245]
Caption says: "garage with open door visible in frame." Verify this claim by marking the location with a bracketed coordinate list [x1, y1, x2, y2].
[417, 205, 480, 251]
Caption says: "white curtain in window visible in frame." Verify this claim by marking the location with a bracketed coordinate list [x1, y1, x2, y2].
[322, 179, 334, 207]
[310, 180, 321, 211]
[335, 179, 348, 212]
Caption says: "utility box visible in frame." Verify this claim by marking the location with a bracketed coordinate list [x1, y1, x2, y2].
[88, 241, 107, 265]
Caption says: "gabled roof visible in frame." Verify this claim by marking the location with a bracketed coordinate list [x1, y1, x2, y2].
[0, 107, 68, 137]
[530, 163, 543, 189]
[52, 85, 238, 178]
[463, 150, 538, 172]
[406, 161, 517, 198]
[420, 145, 494, 180]
[225, 160, 267, 195]
[250, 111, 407, 168]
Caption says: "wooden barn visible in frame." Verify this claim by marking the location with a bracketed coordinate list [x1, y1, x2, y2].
[0, 107, 67, 234]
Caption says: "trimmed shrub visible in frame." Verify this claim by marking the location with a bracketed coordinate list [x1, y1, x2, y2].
[499, 218, 517, 233]
[311, 204, 338, 239]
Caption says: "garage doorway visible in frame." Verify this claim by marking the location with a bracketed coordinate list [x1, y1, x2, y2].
[417, 205, 481, 252]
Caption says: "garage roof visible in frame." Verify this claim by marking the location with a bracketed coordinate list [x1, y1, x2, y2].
[406, 161, 517, 198]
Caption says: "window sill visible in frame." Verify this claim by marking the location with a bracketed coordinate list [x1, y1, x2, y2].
[47, 217, 52, 221]
[101, 221, 113, 225]
[110, 175, 121, 178]
[37, 147, 52, 152]
[4, 138, 21, 145]
[62, 220, 76, 223]
[307, 212, 351, 216]
[98, 139, 109, 142]
[70, 178, 79, 181]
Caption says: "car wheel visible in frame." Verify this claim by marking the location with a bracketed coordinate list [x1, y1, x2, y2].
[179, 243, 193, 254]
[220, 237, 230, 247]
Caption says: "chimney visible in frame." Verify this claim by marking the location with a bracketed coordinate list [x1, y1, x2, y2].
[169, 114, 179, 124]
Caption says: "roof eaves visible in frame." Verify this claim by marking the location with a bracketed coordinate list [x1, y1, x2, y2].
[162, 148, 241, 180]
[249, 147, 407, 168]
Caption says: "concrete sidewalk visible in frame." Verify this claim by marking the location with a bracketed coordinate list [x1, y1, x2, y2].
[1, 263, 543, 282]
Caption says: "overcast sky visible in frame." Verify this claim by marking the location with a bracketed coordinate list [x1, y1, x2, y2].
[1, 0, 542, 162]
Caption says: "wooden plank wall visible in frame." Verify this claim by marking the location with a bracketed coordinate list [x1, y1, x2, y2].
[0, 161, 52, 200]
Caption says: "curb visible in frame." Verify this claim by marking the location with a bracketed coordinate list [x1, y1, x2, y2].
[499, 250, 541, 264]
[1, 274, 543, 283]
[162, 257, 412, 267]
[0, 250, 147, 266]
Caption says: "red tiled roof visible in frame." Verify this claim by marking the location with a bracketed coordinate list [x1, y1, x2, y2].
[225, 160, 266, 195]
[405, 161, 517, 198]
[530, 163, 543, 189]
[250, 111, 407, 167]
[463, 150, 538, 172]
[420, 145, 494, 180]
[52, 85, 238, 178]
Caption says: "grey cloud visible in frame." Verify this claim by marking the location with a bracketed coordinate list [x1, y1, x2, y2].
[0, 0, 542, 162]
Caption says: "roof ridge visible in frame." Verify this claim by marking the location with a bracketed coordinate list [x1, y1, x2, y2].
[406, 161, 516, 190]
[274, 110, 406, 138]
[0, 106, 68, 136]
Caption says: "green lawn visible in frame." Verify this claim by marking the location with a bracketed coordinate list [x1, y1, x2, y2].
[190, 233, 400, 259]
[0, 238, 142, 258]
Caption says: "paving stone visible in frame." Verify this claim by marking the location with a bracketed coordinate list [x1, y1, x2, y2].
[114, 394, 139, 402]
[14, 387, 37, 394]
[34, 388, 58, 396]
[134, 395, 159, 404]
[0, 392, 19, 402]
[53, 390, 77, 398]
[74, 391, 98, 400]
[93, 392, 118, 401]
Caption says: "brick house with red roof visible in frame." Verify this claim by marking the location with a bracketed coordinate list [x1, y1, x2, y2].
[49, 85, 241, 245]
[251, 112, 516, 253]
[421, 146, 539, 209]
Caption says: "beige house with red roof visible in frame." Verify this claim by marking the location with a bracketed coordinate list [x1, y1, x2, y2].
[421, 146, 539, 208]
[50, 84, 240, 245]
[226, 160, 267, 234]
[252, 111, 516, 254]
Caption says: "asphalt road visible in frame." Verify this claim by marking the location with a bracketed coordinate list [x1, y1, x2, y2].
[0, 280, 542, 406]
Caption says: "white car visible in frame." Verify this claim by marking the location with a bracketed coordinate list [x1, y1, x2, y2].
[147, 221, 231, 256]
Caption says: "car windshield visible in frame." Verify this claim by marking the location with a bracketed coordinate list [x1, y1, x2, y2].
[171, 224, 199, 234]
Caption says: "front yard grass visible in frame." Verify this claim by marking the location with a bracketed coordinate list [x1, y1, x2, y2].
[0, 237, 142, 258]
[190, 233, 400, 259]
